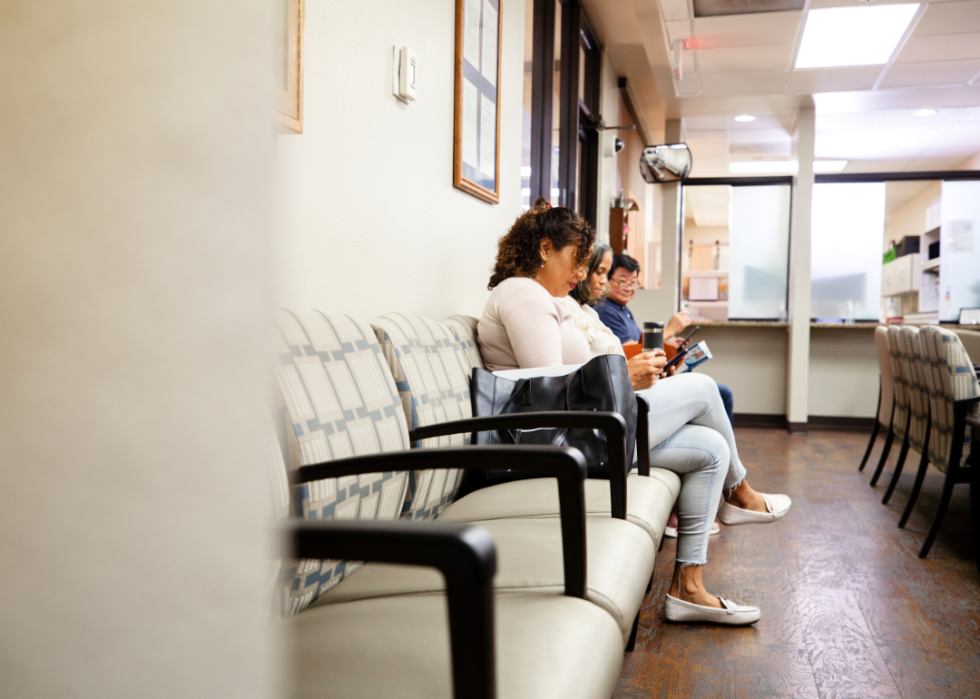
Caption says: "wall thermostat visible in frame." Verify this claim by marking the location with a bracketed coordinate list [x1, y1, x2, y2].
[392, 46, 417, 103]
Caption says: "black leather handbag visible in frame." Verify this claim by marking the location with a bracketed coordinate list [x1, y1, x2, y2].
[469, 355, 637, 483]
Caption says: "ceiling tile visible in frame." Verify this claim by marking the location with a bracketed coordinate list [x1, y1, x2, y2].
[700, 70, 788, 94]
[897, 33, 980, 64]
[912, 1, 980, 35]
[729, 114, 794, 132]
[880, 59, 980, 88]
[697, 44, 795, 72]
[879, 108, 966, 126]
[693, 11, 802, 48]
[816, 111, 886, 130]
[666, 20, 693, 43]
[683, 116, 730, 129]
[787, 66, 881, 94]
[659, 0, 691, 22]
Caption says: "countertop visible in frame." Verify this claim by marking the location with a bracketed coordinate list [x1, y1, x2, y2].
[692, 321, 979, 331]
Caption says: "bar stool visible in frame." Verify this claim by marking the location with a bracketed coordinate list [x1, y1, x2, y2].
[870, 327, 910, 487]
[859, 326, 895, 472]
[902, 325, 979, 561]
[881, 326, 931, 504]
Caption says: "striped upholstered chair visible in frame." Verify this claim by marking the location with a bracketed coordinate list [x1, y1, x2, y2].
[859, 326, 896, 472]
[902, 326, 980, 560]
[881, 327, 932, 504]
[871, 326, 911, 486]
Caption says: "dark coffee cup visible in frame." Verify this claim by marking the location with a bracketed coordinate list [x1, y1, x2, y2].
[642, 321, 664, 351]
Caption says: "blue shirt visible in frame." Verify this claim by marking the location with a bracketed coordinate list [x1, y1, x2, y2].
[595, 300, 641, 344]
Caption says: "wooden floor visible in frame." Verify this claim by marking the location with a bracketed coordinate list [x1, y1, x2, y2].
[616, 428, 979, 699]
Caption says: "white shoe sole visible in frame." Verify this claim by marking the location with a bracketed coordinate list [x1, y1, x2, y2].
[664, 594, 760, 626]
[717, 493, 792, 526]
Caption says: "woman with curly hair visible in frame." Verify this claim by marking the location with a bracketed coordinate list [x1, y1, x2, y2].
[477, 199, 791, 626]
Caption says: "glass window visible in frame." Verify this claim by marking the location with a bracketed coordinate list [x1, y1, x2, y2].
[811, 183, 885, 321]
[680, 184, 791, 321]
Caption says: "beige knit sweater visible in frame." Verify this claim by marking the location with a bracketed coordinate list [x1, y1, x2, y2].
[477, 277, 592, 371]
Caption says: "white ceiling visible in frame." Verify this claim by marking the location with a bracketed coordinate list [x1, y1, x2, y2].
[649, 0, 980, 179]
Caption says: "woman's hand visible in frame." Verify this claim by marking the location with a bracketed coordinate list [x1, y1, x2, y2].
[664, 311, 691, 340]
[628, 349, 668, 390]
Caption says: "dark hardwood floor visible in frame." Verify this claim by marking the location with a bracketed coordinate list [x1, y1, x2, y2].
[616, 428, 979, 699]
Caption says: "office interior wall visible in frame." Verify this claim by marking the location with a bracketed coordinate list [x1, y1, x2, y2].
[595, 51, 621, 245]
[0, 3, 276, 698]
[274, 0, 527, 321]
[694, 327, 788, 415]
[808, 329, 879, 418]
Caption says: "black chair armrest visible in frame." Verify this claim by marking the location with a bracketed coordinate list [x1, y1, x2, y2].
[291, 445, 588, 598]
[410, 411, 628, 521]
[635, 394, 650, 477]
[289, 519, 495, 699]
[953, 395, 980, 416]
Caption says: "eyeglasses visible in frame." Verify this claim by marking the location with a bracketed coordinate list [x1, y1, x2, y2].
[609, 279, 639, 291]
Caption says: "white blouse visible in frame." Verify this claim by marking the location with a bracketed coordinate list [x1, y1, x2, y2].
[555, 296, 626, 359]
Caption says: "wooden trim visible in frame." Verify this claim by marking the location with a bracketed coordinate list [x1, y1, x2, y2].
[733, 413, 787, 429]
[453, 0, 502, 205]
[683, 176, 793, 187]
[616, 78, 650, 146]
[275, 0, 304, 133]
[807, 416, 876, 432]
[528, 0, 555, 203]
[558, 0, 580, 210]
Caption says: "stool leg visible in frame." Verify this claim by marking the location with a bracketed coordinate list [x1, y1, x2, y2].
[882, 440, 910, 504]
[859, 420, 881, 472]
[920, 470, 957, 559]
[870, 429, 898, 487]
[899, 449, 930, 529]
[625, 611, 640, 652]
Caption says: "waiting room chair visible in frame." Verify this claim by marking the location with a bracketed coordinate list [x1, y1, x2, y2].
[902, 326, 979, 562]
[881, 327, 931, 505]
[859, 326, 895, 472]
[870, 326, 911, 487]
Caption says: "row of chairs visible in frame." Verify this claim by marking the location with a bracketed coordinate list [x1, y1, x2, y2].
[859, 325, 980, 567]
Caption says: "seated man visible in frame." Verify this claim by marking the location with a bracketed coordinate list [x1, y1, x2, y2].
[596, 254, 734, 426]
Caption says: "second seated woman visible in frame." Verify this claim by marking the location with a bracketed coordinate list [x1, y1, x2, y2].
[478, 198, 791, 626]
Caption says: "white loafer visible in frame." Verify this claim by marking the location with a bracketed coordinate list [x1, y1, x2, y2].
[664, 520, 720, 539]
[718, 493, 792, 526]
[664, 594, 761, 626]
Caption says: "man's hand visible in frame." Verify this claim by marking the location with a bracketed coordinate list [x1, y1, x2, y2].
[627, 349, 668, 390]
[664, 311, 691, 340]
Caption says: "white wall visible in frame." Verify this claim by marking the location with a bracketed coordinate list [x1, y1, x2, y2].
[0, 3, 275, 698]
[274, 0, 527, 322]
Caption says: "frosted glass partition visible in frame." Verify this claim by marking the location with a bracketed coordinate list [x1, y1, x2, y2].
[811, 183, 885, 321]
[728, 185, 792, 319]
[940, 180, 980, 321]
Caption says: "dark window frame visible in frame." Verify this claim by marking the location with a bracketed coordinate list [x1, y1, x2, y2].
[527, 0, 601, 225]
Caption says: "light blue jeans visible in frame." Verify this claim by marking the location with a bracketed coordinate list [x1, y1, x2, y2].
[636, 372, 747, 565]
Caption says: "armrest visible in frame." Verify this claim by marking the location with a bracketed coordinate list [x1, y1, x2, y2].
[635, 394, 650, 477]
[953, 395, 980, 417]
[289, 519, 495, 699]
[291, 445, 588, 599]
[409, 412, 628, 521]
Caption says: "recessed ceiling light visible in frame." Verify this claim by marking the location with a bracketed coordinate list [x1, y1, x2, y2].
[729, 161, 795, 174]
[813, 160, 848, 173]
[734, 114, 756, 123]
[914, 108, 937, 117]
[795, 4, 920, 69]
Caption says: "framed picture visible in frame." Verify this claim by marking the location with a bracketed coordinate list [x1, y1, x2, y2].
[275, 0, 304, 133]
[453, 0, 502, 204]
[959, 307, 980, 325]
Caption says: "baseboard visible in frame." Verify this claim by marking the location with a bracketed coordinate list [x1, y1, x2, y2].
[733, 413, 786, 429]
[732, 414, 876, 433]
[806, 415, 876, 432]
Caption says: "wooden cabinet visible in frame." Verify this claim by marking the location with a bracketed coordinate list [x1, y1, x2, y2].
[882, 253, 920, 296]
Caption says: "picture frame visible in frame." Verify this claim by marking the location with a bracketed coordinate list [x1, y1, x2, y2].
[453, 0, 502, 204]
[275, 0, 304, 133]
[959, 307, 980, 325]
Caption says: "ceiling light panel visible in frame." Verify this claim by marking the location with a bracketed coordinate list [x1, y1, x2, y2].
[795, 4, 921, 69]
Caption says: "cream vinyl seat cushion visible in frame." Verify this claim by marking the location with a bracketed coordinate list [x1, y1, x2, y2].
[291, 592, 623, 699]
[313, 516, 654, 643]
[439, 469, 680, 547]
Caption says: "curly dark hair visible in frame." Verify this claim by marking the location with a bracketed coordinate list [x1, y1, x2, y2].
[488, 198, 596, 289]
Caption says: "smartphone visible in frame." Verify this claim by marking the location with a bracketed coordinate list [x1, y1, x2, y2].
[662, 346, 691, 372]
[679, 325, 700, 345]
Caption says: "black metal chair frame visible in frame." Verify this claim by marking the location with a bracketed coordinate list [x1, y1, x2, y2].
[894, 395, 980, 562]
[859, 378, 890, 473]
